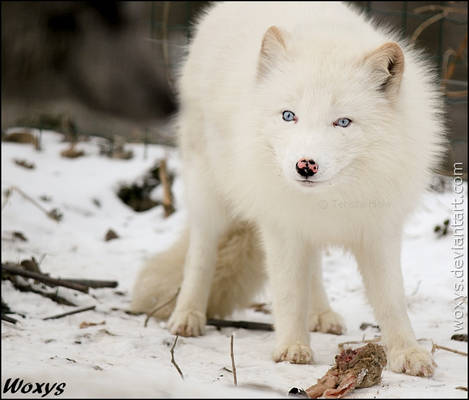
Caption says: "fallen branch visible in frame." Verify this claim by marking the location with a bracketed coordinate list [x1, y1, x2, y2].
[170, 335, 184, 379]
[2, 264, 89, 293]
[2, 314, 18, 324]
[230, 334, 238, 386]
[43, 305, 96, 321]
[207, 318, 274, 331]
[61, 279, 118, 289]
[5, 276, 77, 306]
[144, 287, 180, 327]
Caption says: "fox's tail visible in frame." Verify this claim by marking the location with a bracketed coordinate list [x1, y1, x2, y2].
[130, 221, 266, 320]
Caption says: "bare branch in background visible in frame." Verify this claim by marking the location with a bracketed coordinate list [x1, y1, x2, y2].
[162, 2, 173, 89]
[413, 5, 467, 15]
[411, 11, 448, 43]
[441, 33, 468, 93]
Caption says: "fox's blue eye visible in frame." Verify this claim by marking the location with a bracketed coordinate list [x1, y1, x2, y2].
[333, 118, 352, 128]
[282, 110, 296, 122]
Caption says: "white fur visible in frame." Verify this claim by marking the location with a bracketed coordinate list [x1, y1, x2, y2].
[132, 1, 445, 377]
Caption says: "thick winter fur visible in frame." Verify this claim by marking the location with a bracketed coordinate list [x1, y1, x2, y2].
[131, 2, 446, 377]
[132, 221, 266, 319]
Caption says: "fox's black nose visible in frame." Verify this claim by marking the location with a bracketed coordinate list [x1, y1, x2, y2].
[296, 158, 318, 177]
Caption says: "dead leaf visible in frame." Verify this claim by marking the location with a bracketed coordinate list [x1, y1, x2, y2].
[105, 229, 119, 241]
[14, 159, 35, 169]
[61, 144, 85, 158]
[3, 131, 37, 144]
[451, 334, 467, 342]
[97, 328, 117, 336]
[79, 321, 106, 329]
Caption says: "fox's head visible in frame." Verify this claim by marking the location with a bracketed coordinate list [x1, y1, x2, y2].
[252, 25, 406, 192]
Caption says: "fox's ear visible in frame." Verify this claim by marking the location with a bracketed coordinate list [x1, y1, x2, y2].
[363, 42, 404, 100]
[257, 26, 288, 80]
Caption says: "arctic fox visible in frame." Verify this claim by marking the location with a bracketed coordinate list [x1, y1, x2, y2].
[132, 2, 445, 377]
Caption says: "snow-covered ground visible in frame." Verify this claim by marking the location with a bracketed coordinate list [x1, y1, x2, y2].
[1, 130, 467, 398]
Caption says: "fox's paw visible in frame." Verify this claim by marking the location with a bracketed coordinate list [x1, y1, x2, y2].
[273, 342, 313, 364]
[388, 345, 435, 377]
[167, 309, 206, 337]
[309, 309, 345, 335]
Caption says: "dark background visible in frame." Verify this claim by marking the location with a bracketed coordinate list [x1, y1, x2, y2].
[2, 1, 467, 174]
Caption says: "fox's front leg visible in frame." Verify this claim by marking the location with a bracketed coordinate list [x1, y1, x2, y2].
[167, 163, 228, 337]
[261, 226, 313, 364]
[354, 233, 434, 377]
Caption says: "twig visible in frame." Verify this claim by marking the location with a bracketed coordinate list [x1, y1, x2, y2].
[158, 158, 175, 217]
[338, 336, 467, 359]
[5, 276, 77, 306]
[111, 307, 144, 316]
[43, 305, 96, 321]
[170, 335, 184, 379]
[230, 334, 238, 386]
[445, 90, 468, 98]
[413, 5, 467, 15]
[338, 337, 381, 352]
[2, 314, 18, 324]
[432, 343, 467, 356]
[411, 280, 422, 296]
[5, 186, 62, 222]
[411, 11, 448, 43]
[1, 188, 12, 211]
[2, 264, 89, 293]
[444, 33, 467, 81]
[250, 302, 271, 314]
[207, 318, 274, 331]
[61, 279, 118, 289]
[144, 287, 180, 327]
[417, 337, 468, 356]
[441, 48, 458, 88]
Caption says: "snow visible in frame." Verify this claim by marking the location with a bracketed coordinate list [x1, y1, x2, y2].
[1, 130, 467, 398]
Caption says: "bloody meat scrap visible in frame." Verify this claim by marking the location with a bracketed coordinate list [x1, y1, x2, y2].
[290, 343, 387, 399]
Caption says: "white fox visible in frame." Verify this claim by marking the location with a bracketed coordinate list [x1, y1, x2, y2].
[132, 1, 445, 377]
